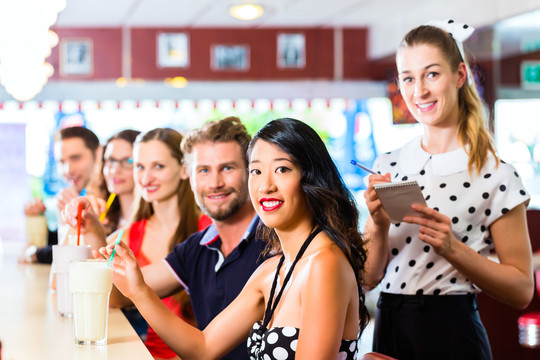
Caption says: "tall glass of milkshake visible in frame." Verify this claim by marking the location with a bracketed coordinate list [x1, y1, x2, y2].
[69, 260, 113, 346]
[52, 244, 91, 317]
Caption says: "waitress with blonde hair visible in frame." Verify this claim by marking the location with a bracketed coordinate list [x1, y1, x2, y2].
[363, 20, 534, 359]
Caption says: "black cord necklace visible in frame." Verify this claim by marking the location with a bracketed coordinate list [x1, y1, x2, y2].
[258, 226, 323, 334]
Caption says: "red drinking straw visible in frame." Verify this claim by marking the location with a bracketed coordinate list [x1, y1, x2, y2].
[77, 202, 83, 246]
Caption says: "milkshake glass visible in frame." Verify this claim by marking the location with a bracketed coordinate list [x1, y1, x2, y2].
[69, 260, 113, 345]
[52, 244, 91, 317]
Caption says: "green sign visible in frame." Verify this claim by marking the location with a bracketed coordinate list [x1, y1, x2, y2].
[521, 61, 540, 89]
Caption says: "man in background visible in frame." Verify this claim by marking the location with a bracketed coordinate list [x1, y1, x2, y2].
[22, 126, 101, 263]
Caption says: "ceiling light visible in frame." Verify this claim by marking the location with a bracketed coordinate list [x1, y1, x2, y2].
[229, 4, 264, 21]
[0, 0, 65, 101]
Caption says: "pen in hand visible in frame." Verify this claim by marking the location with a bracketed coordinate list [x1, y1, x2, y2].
[350, 160, 378, 175]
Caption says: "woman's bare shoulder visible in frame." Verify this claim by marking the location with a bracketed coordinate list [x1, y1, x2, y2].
[254, 254, 282, 276]
[306, 234, 356, 280]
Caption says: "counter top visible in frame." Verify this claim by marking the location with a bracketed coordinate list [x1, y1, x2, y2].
[0, 240, 153, 360]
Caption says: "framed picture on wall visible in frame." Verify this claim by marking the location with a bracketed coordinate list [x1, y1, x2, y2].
[157, 32, 189, 68]
[277, 33, 305, 69]
[60, 39, 93, 76]
[211, 44, 250, 71]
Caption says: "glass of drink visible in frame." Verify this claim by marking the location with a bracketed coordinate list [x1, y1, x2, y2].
[67, 233, 84, 246]
[69, 260, 113, 346]
[25, 215, 48, 247]
[52, 245, 91, 318]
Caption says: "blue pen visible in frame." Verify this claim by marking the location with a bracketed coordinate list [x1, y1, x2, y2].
[350, 160, 378, 175]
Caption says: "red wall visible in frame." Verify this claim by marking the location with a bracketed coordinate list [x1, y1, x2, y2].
[343, 28, 370, 79]
[49, 28, 123, 80]
[48, 27, 370, 81]
[499, 51, 540, 86]
[131, 27, 334, 80]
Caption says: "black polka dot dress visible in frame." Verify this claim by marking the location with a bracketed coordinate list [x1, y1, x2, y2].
[372, 136, 530, 295]
[247, 321, 358, 360]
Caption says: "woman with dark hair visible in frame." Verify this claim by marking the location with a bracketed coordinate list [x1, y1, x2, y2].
[102, 118, 369, 360]
[363, 20, 533, 359]
[90, 129, 140, 235]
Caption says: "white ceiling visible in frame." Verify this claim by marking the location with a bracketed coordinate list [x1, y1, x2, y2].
[55, 0, 540, 59]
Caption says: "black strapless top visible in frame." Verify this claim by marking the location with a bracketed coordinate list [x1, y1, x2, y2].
[247, 227, 358, 359]
[247, 321, 358, 360]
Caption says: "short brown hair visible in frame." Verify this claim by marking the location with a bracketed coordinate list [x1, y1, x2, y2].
[55, 126, 100, 155]
[181, 116, 251, 168]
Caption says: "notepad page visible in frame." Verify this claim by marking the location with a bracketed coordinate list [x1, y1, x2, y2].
[373, 180, 427, 224]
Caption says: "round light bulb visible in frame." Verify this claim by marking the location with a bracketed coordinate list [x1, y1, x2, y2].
[229, 4, 264, 21]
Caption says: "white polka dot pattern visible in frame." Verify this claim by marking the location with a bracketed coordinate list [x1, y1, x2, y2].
[247, 321, 358, 359]
[267, 332, 279, 344]
[282, 327, 296, 337]
[273, 347, 288, 359]
[290, 339, 297, 351]
[373, 136, 530, 295]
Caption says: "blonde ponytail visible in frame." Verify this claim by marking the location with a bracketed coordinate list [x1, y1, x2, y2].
[457, 68, 499, 174]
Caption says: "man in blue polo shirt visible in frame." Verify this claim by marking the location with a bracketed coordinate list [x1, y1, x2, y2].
[109, 117, 266, 360]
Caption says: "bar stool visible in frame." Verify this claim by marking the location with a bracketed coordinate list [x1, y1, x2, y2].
[517, 269, 540, 348]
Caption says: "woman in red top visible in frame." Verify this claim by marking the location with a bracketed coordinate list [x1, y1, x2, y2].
[113, 128, 209, 360]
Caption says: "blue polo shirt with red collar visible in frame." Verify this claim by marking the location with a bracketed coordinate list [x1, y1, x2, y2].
[164, 215, 266, 360]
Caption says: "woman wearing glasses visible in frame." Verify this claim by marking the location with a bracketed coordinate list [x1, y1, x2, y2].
[96, 129, 140, 235]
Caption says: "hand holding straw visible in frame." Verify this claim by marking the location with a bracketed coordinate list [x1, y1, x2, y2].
[99, 193, 116, 222]
[108, 230, 124, 264]
[76, 202, 83, 246]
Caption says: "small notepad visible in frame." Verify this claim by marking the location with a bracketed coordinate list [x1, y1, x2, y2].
[373, 180, 427, 224]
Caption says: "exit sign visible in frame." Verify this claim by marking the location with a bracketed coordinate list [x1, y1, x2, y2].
[521, 61, 540, 89]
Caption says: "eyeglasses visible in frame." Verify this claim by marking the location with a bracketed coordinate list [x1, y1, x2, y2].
[104, 157, 133, 169]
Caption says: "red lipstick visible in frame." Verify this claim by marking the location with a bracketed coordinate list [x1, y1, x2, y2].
[259, 198, 284, 212]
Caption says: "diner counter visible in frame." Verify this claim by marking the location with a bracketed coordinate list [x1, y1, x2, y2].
[0, 240, 153, 360]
